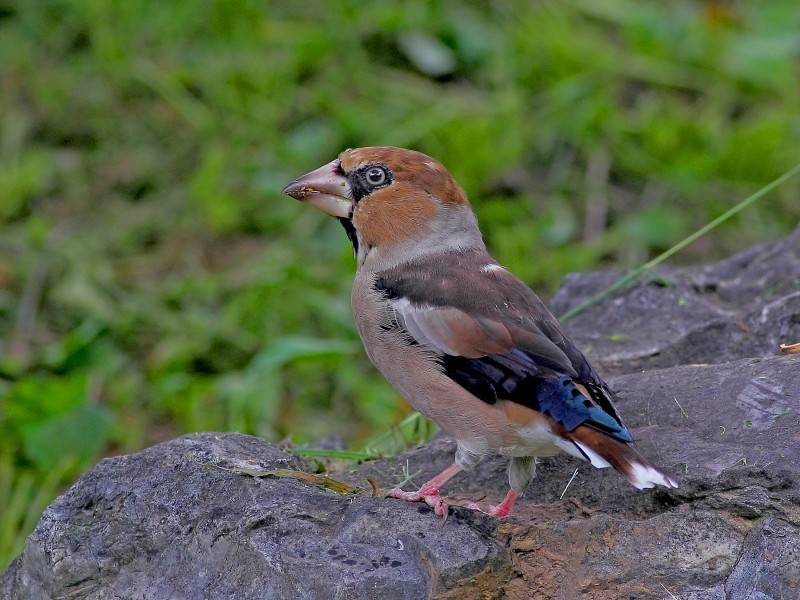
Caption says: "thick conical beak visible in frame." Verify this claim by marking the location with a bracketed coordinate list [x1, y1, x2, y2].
[282, 159, 352, 218]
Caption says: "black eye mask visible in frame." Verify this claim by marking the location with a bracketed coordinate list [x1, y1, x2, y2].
[347, 163, 393, 202]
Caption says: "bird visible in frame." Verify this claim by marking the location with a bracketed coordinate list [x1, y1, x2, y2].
[282, 146, 677, 518]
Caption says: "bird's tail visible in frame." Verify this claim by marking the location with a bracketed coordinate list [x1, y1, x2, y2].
[568, 425, 678, 489]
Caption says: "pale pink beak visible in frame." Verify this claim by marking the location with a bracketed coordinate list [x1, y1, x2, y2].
[282, 159, 352, 218]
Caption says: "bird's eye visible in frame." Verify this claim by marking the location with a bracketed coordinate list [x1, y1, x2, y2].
[365, 166, 388, 187]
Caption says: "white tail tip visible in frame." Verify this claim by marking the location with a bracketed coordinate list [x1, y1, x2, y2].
[629, 462, 679, 489]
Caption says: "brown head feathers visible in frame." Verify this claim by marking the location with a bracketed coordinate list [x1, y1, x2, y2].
[339, 147, 468, 207]
[338, 146, 470, 249]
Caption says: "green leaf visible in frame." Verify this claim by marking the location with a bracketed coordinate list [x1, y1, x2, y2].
[190, 147, 243, 233]
[289, 448, 376, 461]
[249, 336, 356, 371]
[41, 320, 107, 372]
[0, 150, 54, 223]
[21, 404, 113, 470]
[623, 206, 688, 248]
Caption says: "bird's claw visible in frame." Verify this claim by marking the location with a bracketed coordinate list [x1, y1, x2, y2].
[386, 487, 449, 518]
[425, 493, 449, 517]
[462, 500, 512, 518]
[386, 487, 423, 502]
[486, 503, 512, 518]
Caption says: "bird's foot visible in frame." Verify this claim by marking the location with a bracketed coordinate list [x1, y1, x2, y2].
[463, 489, 518, 518]
[463, 501, 514, 518]
[387, 486, 449, 517]
[486, 502, 513, 518]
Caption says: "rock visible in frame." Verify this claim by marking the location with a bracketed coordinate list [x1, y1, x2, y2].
[550, 226, 800, 374]
[3, 231, 800, 600]
[355, 355, 800, 513]
[724, 517, 800, 600]
[353, 355, 800, 600]
[0, 433, 505, 600]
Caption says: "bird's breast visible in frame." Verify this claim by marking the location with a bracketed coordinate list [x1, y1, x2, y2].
[350, 270, 526, 452]
[351, 271, 440, 391]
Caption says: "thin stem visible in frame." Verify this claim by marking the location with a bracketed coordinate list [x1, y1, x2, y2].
[560, 162, 800, 321]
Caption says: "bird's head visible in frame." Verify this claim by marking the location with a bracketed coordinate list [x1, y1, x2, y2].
[282, 146, 481, 262]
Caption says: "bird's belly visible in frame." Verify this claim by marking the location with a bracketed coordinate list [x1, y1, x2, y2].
[496, 417, 564, 458]
[351, 277, 511, 452]
[369, 339, 505, 452]
[359, 323, 567, 458]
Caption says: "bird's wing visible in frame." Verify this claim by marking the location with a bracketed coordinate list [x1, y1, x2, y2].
[374, 249, 632, 443]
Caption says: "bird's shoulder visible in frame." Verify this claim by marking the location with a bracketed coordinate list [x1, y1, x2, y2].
[372, 248, 582, 375]
[373, 247, 539, 315]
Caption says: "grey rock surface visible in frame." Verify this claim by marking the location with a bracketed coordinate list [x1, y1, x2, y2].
[3, 230, 799, 600]
[0, 434, 504, 600]
[355, 355, 800, 600]
[551, 226, 800, 374]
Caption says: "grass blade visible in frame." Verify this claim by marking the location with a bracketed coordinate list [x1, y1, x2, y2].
[361, 412, 437, 457]
[560, 162, 800, 321]
[289, 448, 377, 461]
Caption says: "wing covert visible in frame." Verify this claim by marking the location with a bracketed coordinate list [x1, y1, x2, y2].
[374, 249, 632, 443]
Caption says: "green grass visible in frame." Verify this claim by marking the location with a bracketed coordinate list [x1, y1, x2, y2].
[1, 0, 800, 567]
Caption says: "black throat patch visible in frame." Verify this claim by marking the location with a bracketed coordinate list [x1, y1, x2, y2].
[337, 217, 359, 254]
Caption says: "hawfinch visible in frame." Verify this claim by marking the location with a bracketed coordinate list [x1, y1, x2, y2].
[283, 147, 677, 518]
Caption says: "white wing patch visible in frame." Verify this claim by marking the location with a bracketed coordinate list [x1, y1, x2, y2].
[387, 296, 512, 358]
[388, 299, 459, 355]
[573, 441, 612, 468]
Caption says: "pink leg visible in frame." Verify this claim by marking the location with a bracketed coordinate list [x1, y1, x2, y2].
[488, 489, 518, 517]
[465, 488, 519, 518]
[387, 463, 462, 517]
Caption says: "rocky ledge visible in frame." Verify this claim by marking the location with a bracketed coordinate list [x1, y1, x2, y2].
[3, 229, 799, 600]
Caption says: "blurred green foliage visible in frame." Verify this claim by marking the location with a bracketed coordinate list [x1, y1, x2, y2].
[1, 0, 799, 566]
